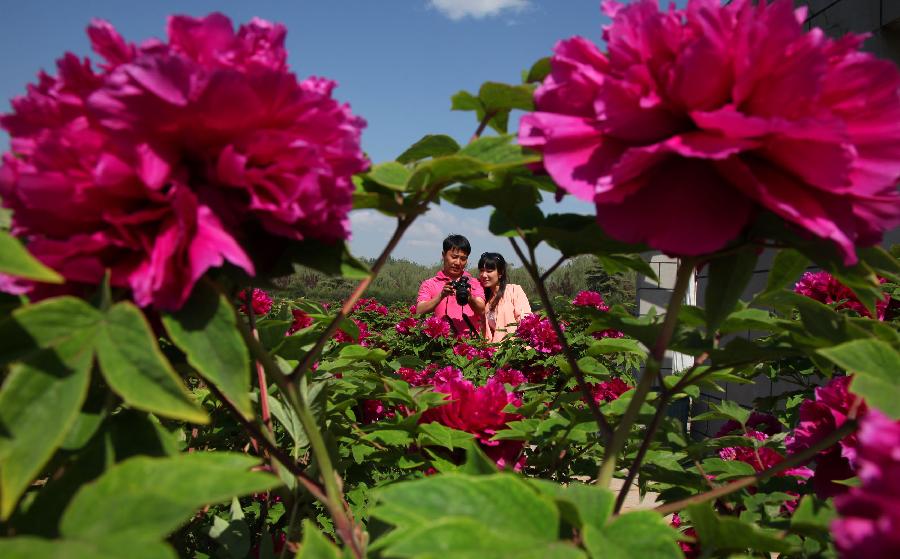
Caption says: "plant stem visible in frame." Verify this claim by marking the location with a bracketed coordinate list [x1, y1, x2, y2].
[246, 292, 273, 433]
[508, 237, 614, 443]
[655, 419, 858, 515]
[613, 389, 673, 513]
[597, 257, 697, 488]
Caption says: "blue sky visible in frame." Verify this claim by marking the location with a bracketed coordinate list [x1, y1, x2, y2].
[0, 1, 671, 267]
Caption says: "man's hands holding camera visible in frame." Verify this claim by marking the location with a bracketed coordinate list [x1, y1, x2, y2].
[447, 277, 470, 305]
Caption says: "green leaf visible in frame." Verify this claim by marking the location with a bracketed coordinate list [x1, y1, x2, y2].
[583, 511, 682, 559]
[95, 302, 207, 424]
[368, 162, 412, 191]
[859, 246, 900, 281]
[397, 135, 461, 164]
[407, 156, 487, 191]
[458, 135, 540, 168]
[818, 339, 900, 418]
[596, 254, 658, 283]
[705, 249, 759, 332]
[297, 519, 342, 559]
[763, 249, 810, 295]
[478, 82, 535, 112]
[0, 230, 63, 283]
[529, 480, 614, 533]
[162, 284, 252, 418]
[0, 536, 176, 559]
[208, 509, 250, 559]
[276, 239, 371, 280]
[451, 90, 482, 113]
[525, 57, 551, 83]
[586, 338, 647, 358]
[418, 422, 475, 450]
[60, 453, 280, 542]
[0, 299, 96, 519]
[537, 214, 644, 257]
[371, 473, 585, 559]
[790, 496, 836, 538]
[686, 502, 793, 554]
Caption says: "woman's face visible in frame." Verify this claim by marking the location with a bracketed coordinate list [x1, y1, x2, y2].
[442, 247, 468, 278]
[479, 266, 500, 290]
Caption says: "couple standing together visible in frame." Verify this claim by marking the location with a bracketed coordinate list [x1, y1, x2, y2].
[415, 234, 531, 342]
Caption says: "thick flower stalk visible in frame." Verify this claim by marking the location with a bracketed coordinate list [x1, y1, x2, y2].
[0, 14, 367, 309]
[519, 0, 900, 263]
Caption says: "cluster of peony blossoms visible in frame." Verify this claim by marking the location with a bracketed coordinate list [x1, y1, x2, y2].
[333, 318, 370, 346]
[286, 308, 313, 335]
[572, 289, 624, 339]
[519, 0, 900, 263]
[352, 297, 388, 316]
[515, 313, 564, 354]
[422, 315, 452, 339]
[237, 287, 273, 317]
[794, 271, 896, 320]
[0, 13, 367, 309]
[589, 377, 631, 403]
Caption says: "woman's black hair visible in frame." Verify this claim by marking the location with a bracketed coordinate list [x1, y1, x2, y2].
[478, 252, 508, 310]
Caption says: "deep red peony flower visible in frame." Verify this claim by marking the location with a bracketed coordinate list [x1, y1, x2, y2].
[422, 377, 524, 471]
[515, 313, 564, 354]
[333, 318, 370, 346]
[286, 308, 313, 335]
[422, 315, 452, 339]
[519, 0, 900, 263]
[795, 271, 896, 320]
[394, 316, 419, 335]
[353, 297, 388, 316]
[0, 14, 367, 309]
[590, 377, 632, 403]
[832, 411, 900, 559]
[573, 290, 608, 311]
[237, 287, 272, 317]
[492, 367, 526, 388]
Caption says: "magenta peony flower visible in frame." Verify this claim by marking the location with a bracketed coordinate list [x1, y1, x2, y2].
[590, 377, 632, 403]
[237, 287, 272, 317]
[394, 316, 419, 335]
[0, 14, 367, 309]
[787, 375, 867, 497]
[492, 367, 526, 388]
[795, 271, 895, 320]
[519, 0, 900, 263]
[515, 313, 564, 354]
[422, 377, 524, 470]
[573, 290, 608, 311]
[360, 399, 395, 423]
[286, 308, 313, 335]
[353, 297, 388, 316]
[397, 366, 428, 386]
[832, 411, 900, 559]
[422, 315, 452, 339]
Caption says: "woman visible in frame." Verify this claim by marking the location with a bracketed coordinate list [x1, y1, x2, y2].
[477, 252, 531, 342]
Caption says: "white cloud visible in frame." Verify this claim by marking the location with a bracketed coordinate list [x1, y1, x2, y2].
[428, 0, 530, 21]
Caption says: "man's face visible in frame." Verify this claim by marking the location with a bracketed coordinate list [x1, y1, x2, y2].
[442, 247, 468, 278]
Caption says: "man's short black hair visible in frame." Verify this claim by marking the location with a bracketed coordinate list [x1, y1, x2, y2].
[442, 234, 471, 255]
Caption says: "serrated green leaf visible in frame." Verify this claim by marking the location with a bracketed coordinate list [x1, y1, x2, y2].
[0, 230, 63, 283]
[583, 510, 682, 559]
[397, 135, 461, 164]
[162, 285, 252, 417]
[96, 302, 206, 424]
[818, 339, 900, 418]
[60, 453, 280, 542]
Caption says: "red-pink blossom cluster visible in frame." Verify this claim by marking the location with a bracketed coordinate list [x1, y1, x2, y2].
[422, 377, 525, 471]
[519, 0, 900, 263]
[286, 308, 313, 335]
[353, 297, 388, 316]
[333, 318, 370, 346]
[0, 14, 367, 309]
[394, 316, 419, 335]
[491, 367, 526, 388]
[452, 342, 495, 362]
[787, 376, 866, 498]
[794, 271, 895, 320]
[670, 513, 699, 559]
[422, 315, 452, 339]
[572, 290, 609, 311]
[590, 378, 631, 403]
[515, 313, 564, 354]
[832, 410, 900, 559]
[237, 288, 272, 317]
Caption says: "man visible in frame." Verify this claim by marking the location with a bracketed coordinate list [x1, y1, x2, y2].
[416, 234, 486, 336]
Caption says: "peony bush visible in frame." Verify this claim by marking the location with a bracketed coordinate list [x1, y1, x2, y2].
[1, 2, 900, 558]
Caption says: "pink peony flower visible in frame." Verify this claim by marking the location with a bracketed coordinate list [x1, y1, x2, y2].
[492, 367, 526, 388]
[515, 313, 564, 354]
[832, 411, 900, 559]
[333, 318, 370, 346]
[394, 316, 419, 335]
[361, 399, 395, 423]
[795, 271, 895, 320]
[237, 287, 272, 317]
[0, 14, 367, 309]
[670, 513, 700, 559]
[590, 378, 632, 403]
[519, 0, 900, 264]
[787, 375, 867, 497]
[286, 308, 313, 335]
[397, 366, 428, 386]
[422, 315, 452, 339]
[422, 377, 525, 471]
[353, 297, 388, 316]
[573, 290, 608, 311]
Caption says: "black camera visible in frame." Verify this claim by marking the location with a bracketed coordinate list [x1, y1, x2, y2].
[448, 277, 470, 306]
